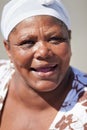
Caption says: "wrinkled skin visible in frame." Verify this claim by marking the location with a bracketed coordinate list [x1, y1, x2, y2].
[2, 15, 72, 130]
[5, 15, 72, 93]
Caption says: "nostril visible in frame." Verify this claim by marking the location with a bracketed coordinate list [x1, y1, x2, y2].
[34, 48, 50, 59]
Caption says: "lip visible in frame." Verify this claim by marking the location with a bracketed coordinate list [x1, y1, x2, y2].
[30, 64, 58, 77]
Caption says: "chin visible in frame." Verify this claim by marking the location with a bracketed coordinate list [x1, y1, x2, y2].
[32, 81, 58, 93]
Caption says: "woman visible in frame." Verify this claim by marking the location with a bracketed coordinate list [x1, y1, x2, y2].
[0, 0, 87, 129]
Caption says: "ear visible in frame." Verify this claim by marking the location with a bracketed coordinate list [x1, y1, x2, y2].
[3, 40, 12, 60]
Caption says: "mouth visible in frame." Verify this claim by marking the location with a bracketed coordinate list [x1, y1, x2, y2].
[30, 64, 58, 73]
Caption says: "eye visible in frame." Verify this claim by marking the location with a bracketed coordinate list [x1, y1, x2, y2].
[48, 36, 67, 45]
[19, 39, 35, 48]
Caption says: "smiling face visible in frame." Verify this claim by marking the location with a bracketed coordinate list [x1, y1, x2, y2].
[5, 15, 72, 92]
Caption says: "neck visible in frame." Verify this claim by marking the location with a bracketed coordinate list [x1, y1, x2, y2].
[9, 67, 73, 111]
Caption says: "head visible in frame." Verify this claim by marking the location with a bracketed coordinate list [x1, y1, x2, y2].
[0, 0, 72, 92]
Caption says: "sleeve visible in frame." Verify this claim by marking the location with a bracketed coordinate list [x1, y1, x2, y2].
[0, 59, 14, 99]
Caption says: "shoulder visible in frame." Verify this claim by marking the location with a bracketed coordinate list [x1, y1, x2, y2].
[0, 59, 15, 72]
[55, 67, 87, 130]
[0, 58, 15, 76]
[0, 59, 11, 69]
[0, 59, 15, 108]
[0, 59, 10, 65]
[0, 59, 10, 74]
[0, 59, 12, 77]
[63, 67, 87, 110]
[71, 67, 87, 86]
[0, 60, 11, 112]
[0, 59, 15, 89]
[71, 67, 87, 105]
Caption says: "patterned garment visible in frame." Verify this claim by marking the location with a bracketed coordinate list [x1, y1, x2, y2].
[0, 60, 87, 130]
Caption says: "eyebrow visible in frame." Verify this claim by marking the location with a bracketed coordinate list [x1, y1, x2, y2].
[18, 34, 37, 43]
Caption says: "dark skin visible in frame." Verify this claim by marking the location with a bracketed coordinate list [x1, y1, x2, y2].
[0, 16, 72, 130]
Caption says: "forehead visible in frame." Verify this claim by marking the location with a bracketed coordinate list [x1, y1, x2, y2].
[12, 15, 67, 31]
[9, 15, 68, 39]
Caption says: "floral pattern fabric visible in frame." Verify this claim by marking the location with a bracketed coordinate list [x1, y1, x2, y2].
[49, 68, 87, 130]
[0, 60, 87, 130]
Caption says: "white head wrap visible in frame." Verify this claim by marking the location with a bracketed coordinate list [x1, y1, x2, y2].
[0, 0, 71, 40]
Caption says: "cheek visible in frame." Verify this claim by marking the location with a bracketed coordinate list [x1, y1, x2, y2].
[59, 44, 71, 72]
[54, 43, 71, 56]
[52, 43, 71, 66]
[10, 47, 33, 68]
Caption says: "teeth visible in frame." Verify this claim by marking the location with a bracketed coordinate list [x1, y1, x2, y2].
[31, 65, 57, 73]
[37, 67, 52, 72]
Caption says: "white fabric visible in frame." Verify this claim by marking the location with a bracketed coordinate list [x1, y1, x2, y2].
[1, 0, 71, 40]
[0, 60, 14, 110]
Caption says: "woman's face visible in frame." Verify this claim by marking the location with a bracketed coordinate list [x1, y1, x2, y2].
[6, 15, 72, 92]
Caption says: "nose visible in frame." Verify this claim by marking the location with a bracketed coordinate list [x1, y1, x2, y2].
[34, 41, 53, 60]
